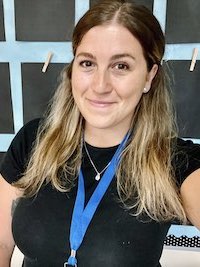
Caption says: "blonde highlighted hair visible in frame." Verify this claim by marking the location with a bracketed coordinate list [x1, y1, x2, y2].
[15, 0, 187, 223]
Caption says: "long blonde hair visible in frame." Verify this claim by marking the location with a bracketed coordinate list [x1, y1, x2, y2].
[15, 0, 187, 223]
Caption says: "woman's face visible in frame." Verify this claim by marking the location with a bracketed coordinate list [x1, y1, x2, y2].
[71, 24, 157, 135]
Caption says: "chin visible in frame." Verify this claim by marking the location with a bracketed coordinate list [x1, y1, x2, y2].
[85, 118, 114, 130]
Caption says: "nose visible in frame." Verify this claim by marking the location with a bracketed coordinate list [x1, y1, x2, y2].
[91, 69, 112, 94]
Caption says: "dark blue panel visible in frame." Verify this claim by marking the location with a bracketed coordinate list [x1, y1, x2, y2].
[167, 60, 200, 138]
[22, 63, 66, 123]
[166, 0, 200, 43]
[0, 0, 5, 41]
[15, 0, 75, 41]
[0, 63, 14, 133]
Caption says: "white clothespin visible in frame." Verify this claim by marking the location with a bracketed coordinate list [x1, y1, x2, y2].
[42, 52, 53, 73]
[189, 48, 198, 72]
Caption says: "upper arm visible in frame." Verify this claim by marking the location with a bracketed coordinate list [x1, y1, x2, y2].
[0, 121, 38, 263]
[0, 173, 23, 260]
[180, 168, 200, 229]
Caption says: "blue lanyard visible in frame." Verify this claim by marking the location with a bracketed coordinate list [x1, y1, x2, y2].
[65, 133, 129, 266]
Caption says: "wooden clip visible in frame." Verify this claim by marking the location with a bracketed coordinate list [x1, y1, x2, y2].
[189, 48, 198, 72]
[42, 52, 53, 73]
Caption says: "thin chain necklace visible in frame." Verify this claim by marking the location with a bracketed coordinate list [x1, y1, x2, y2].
[83, 140, 111, 181]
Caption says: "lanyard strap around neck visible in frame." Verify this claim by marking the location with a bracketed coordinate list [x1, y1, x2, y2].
[66, 133, 129, 266]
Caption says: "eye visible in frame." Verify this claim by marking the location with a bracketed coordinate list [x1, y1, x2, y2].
[114, 63, 129, 71]
[80, 60, 94, 68]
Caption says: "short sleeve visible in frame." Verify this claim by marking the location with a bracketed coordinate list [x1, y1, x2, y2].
[173, 138, 200, 186]
[0, 119, 40, 184]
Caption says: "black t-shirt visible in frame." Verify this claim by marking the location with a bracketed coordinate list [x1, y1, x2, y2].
[1, 119, 200, 267]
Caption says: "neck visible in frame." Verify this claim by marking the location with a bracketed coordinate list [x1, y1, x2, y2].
[84, 125, 130, 148]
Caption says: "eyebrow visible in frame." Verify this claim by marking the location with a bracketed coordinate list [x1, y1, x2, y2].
[76, 52, 136, 61]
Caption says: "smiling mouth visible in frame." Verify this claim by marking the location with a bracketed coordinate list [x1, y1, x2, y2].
[88, 99, 116, 107]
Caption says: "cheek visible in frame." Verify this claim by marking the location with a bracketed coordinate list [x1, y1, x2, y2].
[115, 78, 144, 100]
[71, 72, 81, 97]
[71, 69, 89, 96]
[125, 92, 143, 110]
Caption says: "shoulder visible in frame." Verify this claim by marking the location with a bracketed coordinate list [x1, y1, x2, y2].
[9, 118, 41, 157]
[172, 138, 200, 228]
[175, 138, 200, 164]
[172, 138, 200, 186]
[176, 137, 200, 152]
[16, 118, 41, 142]
[0, 118, 42, 184]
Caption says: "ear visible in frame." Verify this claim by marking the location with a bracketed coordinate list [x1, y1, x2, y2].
[144, 64, 158, 93]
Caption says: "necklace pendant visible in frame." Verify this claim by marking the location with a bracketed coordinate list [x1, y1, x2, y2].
[95, 173, 101, 181]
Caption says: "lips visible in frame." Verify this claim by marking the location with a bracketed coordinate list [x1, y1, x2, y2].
[87, 99, 116, 107]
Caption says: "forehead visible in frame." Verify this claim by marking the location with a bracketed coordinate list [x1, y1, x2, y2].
[76, 24, 144, 56]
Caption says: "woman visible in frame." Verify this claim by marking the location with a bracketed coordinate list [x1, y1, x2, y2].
[0, 0, 200, 266]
